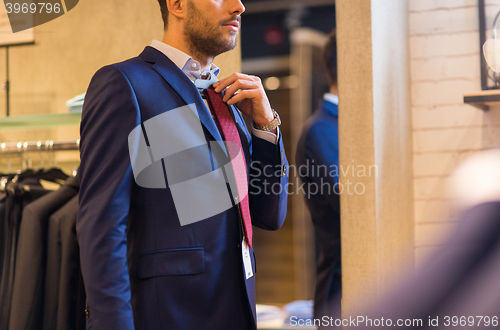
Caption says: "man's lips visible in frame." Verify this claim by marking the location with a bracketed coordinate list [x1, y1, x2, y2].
[223, 21, 240, 31]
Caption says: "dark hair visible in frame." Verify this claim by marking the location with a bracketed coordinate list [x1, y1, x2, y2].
[157, 0, 168, 29]
[323, 29, 338, 85]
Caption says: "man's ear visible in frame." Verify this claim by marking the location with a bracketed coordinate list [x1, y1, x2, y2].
[166, 0, 185, 20]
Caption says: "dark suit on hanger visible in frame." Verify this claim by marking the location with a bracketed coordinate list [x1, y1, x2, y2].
[296, 98, 341, 320]
[42, 195, 84, 330]
[44, 192, 85, 330]
[0, 178, 50, 329]
[0, 193, 6, 295]
[77, 46, 288, 330]
[9, 176, 79, 330]
[44, 203, 64, 330]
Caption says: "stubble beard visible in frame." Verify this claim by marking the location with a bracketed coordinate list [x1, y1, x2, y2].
[184, 0, 239, 61]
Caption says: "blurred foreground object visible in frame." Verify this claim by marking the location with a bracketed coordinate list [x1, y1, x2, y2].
[356, 149, 500, 329]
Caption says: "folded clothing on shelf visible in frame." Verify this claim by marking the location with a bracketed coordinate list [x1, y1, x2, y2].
[66, 93, 85, 113]
[256, 300, 314, 329]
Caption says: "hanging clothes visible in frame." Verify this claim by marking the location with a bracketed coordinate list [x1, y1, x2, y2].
[0, 177, 51, 329]
[0, 165, 87, 330]
[9, 175, 79, 330]
[44, 193, 85, 330]
[50, 195, 85, 330]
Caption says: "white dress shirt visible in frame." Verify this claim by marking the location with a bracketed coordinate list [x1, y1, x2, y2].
[323, 93, 339, 105]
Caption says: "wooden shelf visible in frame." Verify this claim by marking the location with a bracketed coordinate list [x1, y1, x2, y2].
[0, 113, 81, 131]
[464, 90, 500, 110]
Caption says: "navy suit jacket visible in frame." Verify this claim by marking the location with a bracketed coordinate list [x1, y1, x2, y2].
[295, 99, 341, 320]
[77, 46, 288, 330]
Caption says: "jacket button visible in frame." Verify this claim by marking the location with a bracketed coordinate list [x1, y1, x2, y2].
[85, 305, 90, 319]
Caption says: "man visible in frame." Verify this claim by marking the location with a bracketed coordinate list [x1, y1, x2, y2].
[77, 0, 288, 329]
[295, 30, 341, 321]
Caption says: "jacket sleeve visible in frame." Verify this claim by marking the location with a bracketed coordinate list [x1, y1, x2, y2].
[304, 121, 340, 214]
[248, 131, 289, 231]
[77, 65, 140, 329]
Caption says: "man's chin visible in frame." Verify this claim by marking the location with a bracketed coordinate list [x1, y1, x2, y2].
[215, 39, 238, 56]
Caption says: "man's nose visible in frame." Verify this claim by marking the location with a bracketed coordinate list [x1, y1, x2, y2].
[230, 0, 245, 15]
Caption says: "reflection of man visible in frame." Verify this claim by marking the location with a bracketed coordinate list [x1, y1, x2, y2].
[77, 0, 289, 329]
[296, 30, 341, 320]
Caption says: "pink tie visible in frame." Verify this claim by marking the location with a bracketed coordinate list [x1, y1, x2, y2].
[205, 89, 253, 248]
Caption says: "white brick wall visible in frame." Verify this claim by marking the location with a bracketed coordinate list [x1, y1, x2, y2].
[412, 80, 479, 106]
[411, 55, 480, 81]
[412, 105, 483, 129]
[410, 7, 479, 35]
[413, 151, 478, 176]
[414, 200, 451, 223]
[409, 0, 477, 12]
[413, 127, 485, 152]
[410, 32, 479, 58]
[409, 0, 500, 268]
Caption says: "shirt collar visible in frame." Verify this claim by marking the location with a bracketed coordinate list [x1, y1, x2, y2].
[150, 39, 220, 81]
[322, 93, 338, 117]
[323, 93, 339, 105]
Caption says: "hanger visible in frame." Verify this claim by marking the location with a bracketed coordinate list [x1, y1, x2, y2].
[28, 168, 69, 183]
[71, 165, 79, 177]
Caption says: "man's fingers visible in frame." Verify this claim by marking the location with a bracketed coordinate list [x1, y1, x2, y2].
[227, 90, 252, 105]
[213, 72, 240, 92]
[222, 80, 259, 102]
[214, 73, 257, 93]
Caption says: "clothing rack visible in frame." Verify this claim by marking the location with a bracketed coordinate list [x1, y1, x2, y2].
[0, 139, 80, 155]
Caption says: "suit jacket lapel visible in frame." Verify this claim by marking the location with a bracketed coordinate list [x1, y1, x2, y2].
[139, 47, 224, 144]
[229, 105, 248, 138]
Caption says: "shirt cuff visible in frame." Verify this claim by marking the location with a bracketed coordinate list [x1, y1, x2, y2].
[251, 126, 280, 145]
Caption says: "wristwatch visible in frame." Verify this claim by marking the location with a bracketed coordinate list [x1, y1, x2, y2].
[253, 109, 281, 131]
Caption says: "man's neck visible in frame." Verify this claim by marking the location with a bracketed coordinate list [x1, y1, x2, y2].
[162, 31, 213, 71]
[329, 85, 338, 96]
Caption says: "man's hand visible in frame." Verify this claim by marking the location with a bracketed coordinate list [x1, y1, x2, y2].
[213, 73, 275, 130]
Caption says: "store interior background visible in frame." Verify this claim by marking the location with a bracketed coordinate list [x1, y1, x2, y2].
[1, 0, 500, 312]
